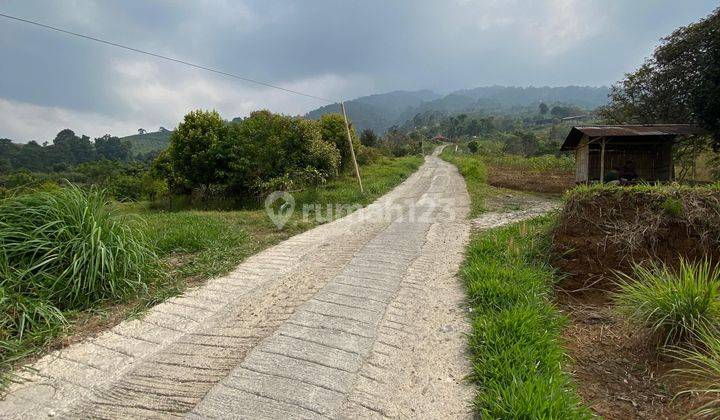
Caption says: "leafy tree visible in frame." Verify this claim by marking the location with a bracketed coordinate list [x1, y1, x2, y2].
[168, 110, 229, 188]
[503, 131, 540, 156]
[13, 141, 47, 172]
[318, 114, 359, 171]
[601, 8, 720, 142]
[95, 135, 132, 162]
[539, 102, 549, 115]
[360, 129, 378, 147]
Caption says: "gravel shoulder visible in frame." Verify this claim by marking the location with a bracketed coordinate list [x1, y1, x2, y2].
[1, 149, 475, 419]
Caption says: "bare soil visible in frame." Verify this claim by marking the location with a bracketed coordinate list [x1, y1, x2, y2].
[550, 188, 720, 419]
[487, 165, 575, 194]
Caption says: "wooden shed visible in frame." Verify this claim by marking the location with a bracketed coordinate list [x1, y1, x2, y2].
[560, 124, 702, 183]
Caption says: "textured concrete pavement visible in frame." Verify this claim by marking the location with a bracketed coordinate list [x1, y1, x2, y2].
[1, 149, 473, 419]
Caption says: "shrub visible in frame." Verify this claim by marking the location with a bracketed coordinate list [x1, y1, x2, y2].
[467, 140, 479, 153]
[0, 185, 157, 340]
[613, 259, 720, 345]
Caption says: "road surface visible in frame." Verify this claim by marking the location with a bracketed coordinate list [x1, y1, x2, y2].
[1, 148, 474, 419]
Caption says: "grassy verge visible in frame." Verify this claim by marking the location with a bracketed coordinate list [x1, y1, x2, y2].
[463, 217, 590, 418]
[440, 147, 488, 217]
[0, 155, 422, 388]
[442, 148, 588, 417]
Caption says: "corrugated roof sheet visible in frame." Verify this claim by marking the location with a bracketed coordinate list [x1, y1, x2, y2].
[561, 124, 703, 150]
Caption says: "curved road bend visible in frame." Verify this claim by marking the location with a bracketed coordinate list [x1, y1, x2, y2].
[1, 147, 474, 419]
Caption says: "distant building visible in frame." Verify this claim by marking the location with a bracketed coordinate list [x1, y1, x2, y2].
[561, 124, 703, 183]
[432, 134, 448, 142]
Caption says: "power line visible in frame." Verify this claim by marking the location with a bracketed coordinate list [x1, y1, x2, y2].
[0, 12, 337, 103]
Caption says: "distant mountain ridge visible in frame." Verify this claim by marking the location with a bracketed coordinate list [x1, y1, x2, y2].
[305, 85, 610, 134]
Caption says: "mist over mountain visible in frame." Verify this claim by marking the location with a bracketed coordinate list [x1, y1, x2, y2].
[305, 86, 610, 134]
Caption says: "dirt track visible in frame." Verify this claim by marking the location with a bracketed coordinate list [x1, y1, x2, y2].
[1, 148, 475, 419]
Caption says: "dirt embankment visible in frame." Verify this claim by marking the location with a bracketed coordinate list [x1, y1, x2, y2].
[553, 186, 720, 290]
[487, 165, 575, 195]
[551, 185, 720, 419]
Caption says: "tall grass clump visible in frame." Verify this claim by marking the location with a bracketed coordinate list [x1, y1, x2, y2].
[613, 259, 720, 345]
[0, 185, 157, 347]
[670, 326, 720, 418]
[462, 217, 590, 418]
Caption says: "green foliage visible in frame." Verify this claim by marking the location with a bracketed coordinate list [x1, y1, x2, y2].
[482, 153, 575, 172]
[168, 110, 229, 188]
[359, 128, 378, 147]
[0, 186, 158, 384]
[165, 109, 342, 198]
[614, 259, 720, 345]
[319, 114, 359, 171]
[601, 7, 720, 143]
[120, 129, 172, 155]
[463, 218, 590, 418]
[670, 326, 720, 418]
[467, 140, 478, 153]
[440, 148, 487, 216]
[661, 197, 683, 216]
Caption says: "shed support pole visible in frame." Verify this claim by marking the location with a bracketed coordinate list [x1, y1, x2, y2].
[340, 102, 363, 193]
[600, 138, 606, 183]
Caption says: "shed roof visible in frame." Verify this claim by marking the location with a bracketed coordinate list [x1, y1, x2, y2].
[561, 124, 702, 151]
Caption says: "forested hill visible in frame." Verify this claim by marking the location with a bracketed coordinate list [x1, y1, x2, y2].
[305, 85, 610, 134]
[305, 90, 441, 134]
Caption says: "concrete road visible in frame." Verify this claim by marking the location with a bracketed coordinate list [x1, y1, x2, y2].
[1, 149, 474, 419]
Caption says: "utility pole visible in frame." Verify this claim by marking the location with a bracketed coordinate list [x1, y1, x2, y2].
[340, 102, 364, 193]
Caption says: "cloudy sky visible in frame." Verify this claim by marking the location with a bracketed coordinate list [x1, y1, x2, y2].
[0, 0, 717, 142]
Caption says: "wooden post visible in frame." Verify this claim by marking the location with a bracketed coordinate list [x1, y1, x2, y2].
[600, 138, 606, 183]
[340, 102, 363, 193]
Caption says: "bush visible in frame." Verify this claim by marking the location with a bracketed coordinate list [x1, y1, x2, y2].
[614, 259, 720, 345]
[467, 140, 479, 153]
[0, 185, 157, 341]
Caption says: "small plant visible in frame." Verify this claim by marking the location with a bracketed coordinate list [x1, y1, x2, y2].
[613, 259, 720, 345]
[661, 197, 683, 216]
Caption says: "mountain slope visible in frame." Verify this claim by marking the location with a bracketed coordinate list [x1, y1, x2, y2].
[305, 86, 610, 134]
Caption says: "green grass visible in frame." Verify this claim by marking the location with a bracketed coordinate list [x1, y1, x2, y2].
[120, 130, 172, 155]
[462, 217, 590, 418]
[0, 155, 422, 389]
[440, 147, 488, 217]
[671, 326, 720, 417]
[0, 186, 158, 387]
[443, 146, 588, 417]
[481, 154, 575, 172]
[614, 259, 720, 345]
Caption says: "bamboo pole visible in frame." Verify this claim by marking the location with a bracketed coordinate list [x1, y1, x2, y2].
[340, 102, 363, 193]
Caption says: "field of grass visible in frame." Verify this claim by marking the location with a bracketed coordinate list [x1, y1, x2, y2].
[462, 217, 589, 418]
[0, 155, 422, 388]
[482, 153, 575, 172]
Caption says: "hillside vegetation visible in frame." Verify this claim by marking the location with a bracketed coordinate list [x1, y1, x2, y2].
[120, 130, 172, 154]
[305, 85, 609, 134]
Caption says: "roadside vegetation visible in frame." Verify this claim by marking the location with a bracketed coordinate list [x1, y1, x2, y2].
[0, 107, 423, 390]
[442, 145, 588, 417]
[463, 217, 589, 418]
